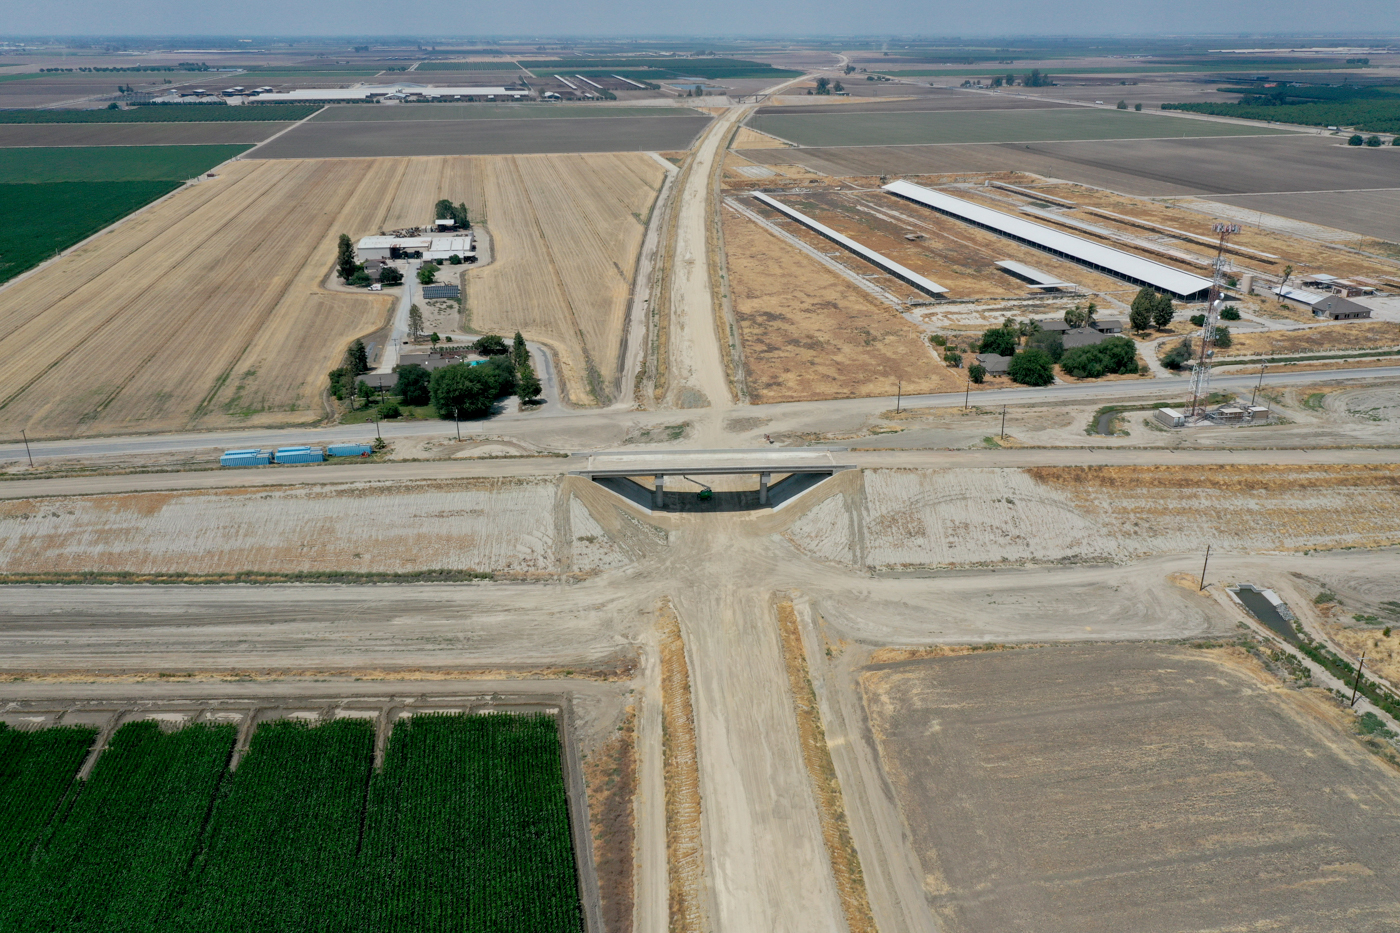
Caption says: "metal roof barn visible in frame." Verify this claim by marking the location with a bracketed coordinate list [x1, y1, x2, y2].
[994, 259, 1073, 289]
[751, 192, 947, 297]
[882, 181, 1213, 300]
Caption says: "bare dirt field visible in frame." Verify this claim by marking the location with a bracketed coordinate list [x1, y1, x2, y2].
[0, 122, 295, 147]
[0, 158, 396, 438]
[747, 108, 1291, 148]
[785, 465, 1400, 569]
[755, 95, 1077, 115]
[860, 644, 1400, 933]
[310, 104, 692, 122]
[250, 114, 711, 159]
[738, 134, 1397, 200]
[1206, 189, 1400, 244]
[1215, 321, 1400, 359]
[720, 207, 957, 403]
[0, 73, 170, 108]
[466, 152, 666, 404]
[0, 475, 652, 577]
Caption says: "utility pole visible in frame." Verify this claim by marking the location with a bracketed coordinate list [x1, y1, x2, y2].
[1000, 404, 1007, 439]
[1198, 544, 1211, 591]
[895, 381, 901, 414]
[1350, 652, 1367, 708]
[21, 429, 33, 469]
[454, 407, 461, 441]
[1250, 363, 1266, 409]
[374, 415, 380, 440]
[964, 371, 971, 411]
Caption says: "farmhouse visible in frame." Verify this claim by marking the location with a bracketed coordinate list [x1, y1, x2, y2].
[976, 353, 1012, 375]
[1311, 294, 1372, 320]
[356, 234, 475, 262]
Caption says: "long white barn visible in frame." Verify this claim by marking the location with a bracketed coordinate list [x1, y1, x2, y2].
[882, 180, 1213, 300]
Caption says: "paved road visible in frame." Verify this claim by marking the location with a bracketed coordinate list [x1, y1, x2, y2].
[3, 445, 1395, 500]
[3, 364, 1396, 465]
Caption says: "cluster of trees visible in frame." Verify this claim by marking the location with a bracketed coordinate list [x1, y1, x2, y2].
[327, 340, 371, 401]
[1128, 287, 1177, 331]
[425, 332, 541, 419]
[434, 199, 472, 228]
[812, 77, 845, 95]
[1060, 336, 1139, 378]
[990, 70, 1053, 88]
[1163, 98, 1400, 135]
[417, 262, 439, 286]
[1347, 134, 1391, 146]
[1116, 100, 1144, 111]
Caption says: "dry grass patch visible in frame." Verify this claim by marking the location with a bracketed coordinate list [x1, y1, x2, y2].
[466, 152, 665, 404]
[731, 126, 790, 149]
[584, 706, 638, 933]
[722, 207, 957, 403]
[1027, 463, 1400, 493]
[1218, 321, 1400, 359]
[775, 600, 876, 933]
[657, 597, 705, 933]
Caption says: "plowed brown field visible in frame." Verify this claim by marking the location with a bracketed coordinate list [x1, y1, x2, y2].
[466, 152, 665, 404]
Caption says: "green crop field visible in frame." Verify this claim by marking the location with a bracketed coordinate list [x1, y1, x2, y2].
[1165, 98, 1400, 134]
[0, 144, 248, 183]
[0, 105, 321, 124]
[0, 181, 181, 284]
[0, 712, 584, 932]
[417, 61, 525, 71]
[0, 724, 96, 885]
[747, 108, 1295, 147]
[880, 62, 1371, 78]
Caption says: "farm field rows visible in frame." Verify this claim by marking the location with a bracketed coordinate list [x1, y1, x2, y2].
[250, 113, 711, 159]
[0, 122, 293, 147]
[0, 713, 583, 932]
[747, 108, 1293, 147]
[467, 152, 666, 403]
[860, 645, 1400, 933]
[755, 95, 1076, 115]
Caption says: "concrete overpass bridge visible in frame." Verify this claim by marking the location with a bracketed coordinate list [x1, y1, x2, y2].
[570, 448, 854, 512]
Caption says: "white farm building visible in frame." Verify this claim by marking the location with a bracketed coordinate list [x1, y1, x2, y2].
[356, 234, 475, 262]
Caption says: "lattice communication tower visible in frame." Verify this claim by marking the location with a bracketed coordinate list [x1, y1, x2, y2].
[1187, 223, 1241, 420]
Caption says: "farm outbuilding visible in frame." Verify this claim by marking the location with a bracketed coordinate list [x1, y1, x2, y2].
[1311, 294, 1372, 320]
[356, 234, 474, 262]
[883, 181, 1214, 300]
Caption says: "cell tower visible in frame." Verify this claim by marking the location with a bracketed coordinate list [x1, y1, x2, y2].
[1187, 222, 1241, 421]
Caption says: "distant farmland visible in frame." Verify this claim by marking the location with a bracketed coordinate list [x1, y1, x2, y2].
[310, 103, 696, 122]
[747, 108, 1294, 147]
[0, 104, 321, 123]
[251, 113, 710, 159]
[0, 123, 292, 147]
[0, 713, 583, 932]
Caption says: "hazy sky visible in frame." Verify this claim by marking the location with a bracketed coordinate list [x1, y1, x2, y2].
[8, 0, 1400, 39]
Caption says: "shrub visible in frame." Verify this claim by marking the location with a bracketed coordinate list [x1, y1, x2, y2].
[1027, 329, 1064, 362]
[417, 262, 439, 285]
[1134, 102, 1142, 111]
[944, 350, 963, 368]
[348, 269, 372, 288]
[1219, 306, 1241, 321]
[1162, 338, 1193, 370]
[378, 265, 403, 286]
[1214, 325, 1232, 348]
[1394, 137, 1400, 146]
[377, 398, 401, 419]
[1365, 135, 1383, 147]
[930, 334, 947, 347]
[978, 326, 1018, 357]
[1348, 134, 1364, 146]
[1190, 313, 1206, 327]
[968, 363, 987, 384]
[1007, 349, 1054, 386]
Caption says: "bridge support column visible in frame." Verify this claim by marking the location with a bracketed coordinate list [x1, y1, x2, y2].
[653, 474, 665, 510]
[759, 472, 770, 506]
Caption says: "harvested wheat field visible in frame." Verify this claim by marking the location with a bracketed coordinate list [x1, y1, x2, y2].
[784, 465, 1400, 569]
[466, 152, 666, 404]
[721, 208, 957, 403]
[0, 158, 400, 437]
[731, 126, 790, 149]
